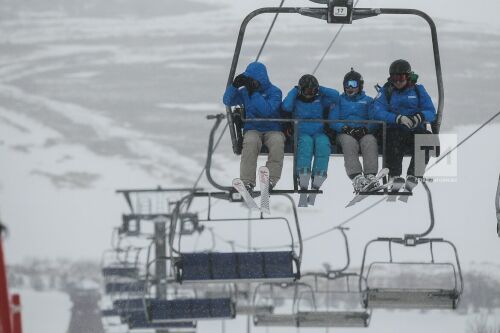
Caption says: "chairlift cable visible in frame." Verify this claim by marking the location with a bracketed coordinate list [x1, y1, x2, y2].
[242, 110, 500, 250]
[425, 110, 500, 173]
[256, 0, 286, 62]
[311, 0, 361, 75]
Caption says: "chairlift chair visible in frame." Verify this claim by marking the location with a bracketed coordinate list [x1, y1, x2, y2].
[170, 194, 302, 284]
[252, 282, 314, 327]
[359, 236, 463, 309]
[223, 0, 444, 192]
[297, 272, 371, 327]
[122, 310, 196, 330]
[293, 228, 371, 327]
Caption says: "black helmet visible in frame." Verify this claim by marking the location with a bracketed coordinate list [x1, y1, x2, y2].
[389, 59, 411, 75]
[343, 68, 364, 92]
[298, 74, 319, 97]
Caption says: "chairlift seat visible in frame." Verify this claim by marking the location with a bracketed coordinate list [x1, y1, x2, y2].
[296, 311, 370, 328]
[365, 288, 459, 309]
[105, 281, 146, 294]
[123, 311, 196, 329]
[175, 251, 298, 283]
[113, 298, 147, 313]
[253, 314, 298, 327]
[236, 304, 274, 315]
[101, 309, 119, 317]
[102, 266, 138, 278]
[147, 298, 235, 322]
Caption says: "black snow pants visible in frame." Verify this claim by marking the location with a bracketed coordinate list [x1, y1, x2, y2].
[384, 127, 433, 177]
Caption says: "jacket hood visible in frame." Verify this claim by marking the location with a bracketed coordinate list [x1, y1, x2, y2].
[244, 62, 271, 90]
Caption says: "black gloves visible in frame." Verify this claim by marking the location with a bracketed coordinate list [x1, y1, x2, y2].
[246, 78, 261, 95]
[342, 126, 368, 141]
[342, 125, 354, 135]
[352, 127, 368, 140]
[232, 74, 248, 88]
[232, 74, 261, 95]
[410, 112, 424, 128]
[396, 112, 425, 129]
[396, 115, 414, 129]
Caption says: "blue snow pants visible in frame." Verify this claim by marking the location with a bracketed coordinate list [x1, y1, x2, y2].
[296, 133, 331, 174]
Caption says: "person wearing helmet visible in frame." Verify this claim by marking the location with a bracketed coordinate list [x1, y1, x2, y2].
[329, 68, 378, 192]
[372, 59, 436, 189]
[223, 62, 284, 193]
[282, 74, 339, 204]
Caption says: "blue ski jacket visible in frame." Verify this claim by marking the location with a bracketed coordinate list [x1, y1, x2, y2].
[282, 86, 339, 136]
[223, 62, 282, 132]
[329, 91, 375, 134]
[372, 84, 436, 130]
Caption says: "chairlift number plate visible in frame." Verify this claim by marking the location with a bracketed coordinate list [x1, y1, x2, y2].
[333, 6, 348, 17]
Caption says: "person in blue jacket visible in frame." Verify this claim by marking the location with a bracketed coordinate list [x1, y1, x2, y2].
[329, 69, 378, 192]
[372, 59, 436, 189]
[223, 62, 284, 192]
[282, 74, 339, 195]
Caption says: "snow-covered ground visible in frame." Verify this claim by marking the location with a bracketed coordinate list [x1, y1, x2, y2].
[1, 0, 500, 332]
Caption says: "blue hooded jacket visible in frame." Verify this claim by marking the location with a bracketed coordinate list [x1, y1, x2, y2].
[282, 86, 339, 136]
[329, 91, 375, 134]
[223, 62, 282, 132]
[372, 84, 436, 130]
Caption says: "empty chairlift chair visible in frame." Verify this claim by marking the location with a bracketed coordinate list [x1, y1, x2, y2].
[234, 289, 274, 315]
[359, 236, 464, 309]
[292, 228, 371, 327]
[170, 194, 302, 284]
[296, 272, 371, 328]
[101, 247, 147, 296]
[252, 282, 313, 327]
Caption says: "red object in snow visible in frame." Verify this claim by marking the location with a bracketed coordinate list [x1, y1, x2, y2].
[11, 295, 21, 333]
[0, 227, 22, 333]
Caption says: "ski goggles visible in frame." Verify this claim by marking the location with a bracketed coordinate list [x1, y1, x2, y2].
[390, 73, 409, 82]
[344, 80, 359, 89]
[301, 87, 318, 96]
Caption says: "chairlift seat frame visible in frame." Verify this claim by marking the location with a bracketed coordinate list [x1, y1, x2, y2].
[222, 4, 444, 192]
[174, 251, 299, 284]
[170, 194, 303, 283]
[359, 237, 463, 310]
[105, 281, 147, 294]
[123, 310, 196, 330]
[102, 266, 139, 278]
[146, 298, 236, 322]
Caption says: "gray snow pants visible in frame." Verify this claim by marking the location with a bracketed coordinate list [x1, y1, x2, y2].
[240, 130, 285, 186]
[337, 133, 378, 178]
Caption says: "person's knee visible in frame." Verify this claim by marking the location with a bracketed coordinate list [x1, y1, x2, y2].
[339, 136, 359, 154]
[266, 132, 285, 156]
[315, 135, 331, 157]
[360, 134, 378, 149]
[243, 131, 262, 150]
[244, 130, 261, 145]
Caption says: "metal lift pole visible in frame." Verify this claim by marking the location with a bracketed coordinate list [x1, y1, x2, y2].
[496, 173, 500, 237]
[155, 220, 168, 300]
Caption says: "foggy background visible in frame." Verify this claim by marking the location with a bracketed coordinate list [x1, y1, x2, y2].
[1, 0, 500, 332]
